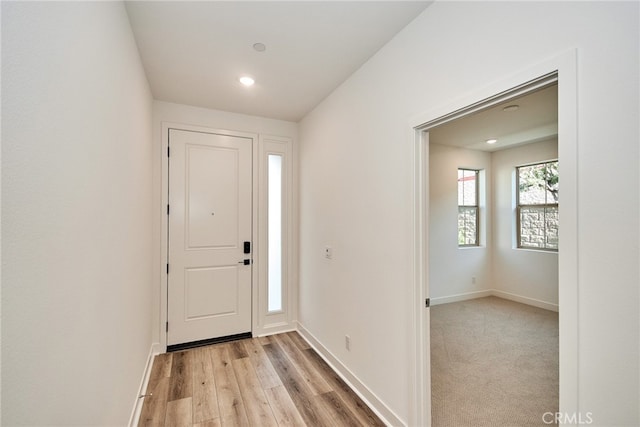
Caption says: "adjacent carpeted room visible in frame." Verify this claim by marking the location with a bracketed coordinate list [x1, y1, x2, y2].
[430, 296, 559, 426]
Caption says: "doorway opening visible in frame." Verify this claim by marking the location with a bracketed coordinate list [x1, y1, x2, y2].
[410, 50, 578, 427]
[427, 82, 559, 425]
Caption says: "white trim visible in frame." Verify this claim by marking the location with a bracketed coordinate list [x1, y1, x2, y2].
[254, 135, 297, 336]
[409, 49, 579, 426]
[555, 49, 580, 419]
[409, 125, 430, 427]
[128, 345, 160, 427]
[430, 290, 493, 306]
[431, 290, 558, 312]
[492, 290, 559, 312]
[296, 323, 403, 427]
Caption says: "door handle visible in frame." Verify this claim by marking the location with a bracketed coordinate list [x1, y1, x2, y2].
[238, 259, 252, 265]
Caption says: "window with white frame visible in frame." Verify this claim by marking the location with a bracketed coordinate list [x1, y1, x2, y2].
[267, 154, 283, 312]
[258, 135, 293, 336]
[517, 160, 559, 250]
[458, 168, 479, 246]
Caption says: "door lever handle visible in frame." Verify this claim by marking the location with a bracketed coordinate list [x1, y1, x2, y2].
[238, 259, 252, 265]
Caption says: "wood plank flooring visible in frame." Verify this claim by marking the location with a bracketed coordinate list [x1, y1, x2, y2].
[139, 332, 385, 427]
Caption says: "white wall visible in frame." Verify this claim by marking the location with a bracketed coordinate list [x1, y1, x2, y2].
[299, 2, 638, 425]
[429, 143, 492, 301]
[429, 139, 559, 309]
[151, 101, 298, 347]
[2, 2, 153, 425]
[492, 139, 559, 308]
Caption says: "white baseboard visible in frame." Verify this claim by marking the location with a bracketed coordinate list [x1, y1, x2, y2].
[491, 289, 559, 312]
[128, 343, 161, 427]
[296, 322, 404, 427]
[430, 290, 492, 306]
[431, 289, 558, 312]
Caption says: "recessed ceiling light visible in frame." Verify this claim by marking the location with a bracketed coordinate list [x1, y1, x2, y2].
[253, 42, 266, 52]
[503, 104, 519, 112]
[239, 76, 255, 87]
[486, 139, 498, 144]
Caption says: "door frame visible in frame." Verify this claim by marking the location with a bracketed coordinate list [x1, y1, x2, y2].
[408, 49, 579, 426]
[160, 122, 259, 351]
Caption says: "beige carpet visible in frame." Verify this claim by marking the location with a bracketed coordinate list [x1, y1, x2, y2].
[430, 296, 559, 426]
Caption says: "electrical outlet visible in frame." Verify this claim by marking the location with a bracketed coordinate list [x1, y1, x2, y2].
[472, 276, 477, 284]
[324, 246, 333, 259]
[345, 335, 351, 351]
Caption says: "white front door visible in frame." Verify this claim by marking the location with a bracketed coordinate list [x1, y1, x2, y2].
[168, 129, 252, 346]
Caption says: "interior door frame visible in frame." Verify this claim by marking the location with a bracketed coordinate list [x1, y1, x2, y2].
[160, 122, 259, 351]
[408, 49, 579, 426]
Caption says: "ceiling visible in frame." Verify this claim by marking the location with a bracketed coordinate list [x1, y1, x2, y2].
[429, 84, 558, 152]
[124, 1, 431, 122]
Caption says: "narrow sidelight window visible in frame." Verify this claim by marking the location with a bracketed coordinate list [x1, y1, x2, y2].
[517, 160, 559, 251]
[458, 169, 479, 246]
[267, 154, 283, 312]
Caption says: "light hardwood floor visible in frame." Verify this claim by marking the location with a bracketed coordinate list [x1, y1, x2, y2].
[139, 332, 385, 427]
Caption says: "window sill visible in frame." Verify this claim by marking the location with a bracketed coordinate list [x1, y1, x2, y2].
[458, 245, 486, 250]
[514, 247, 558, 254]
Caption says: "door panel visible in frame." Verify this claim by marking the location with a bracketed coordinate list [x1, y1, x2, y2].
[185, 266, 238, 319]
[168, 129, 252, 346]
[186, 145, 239, 249]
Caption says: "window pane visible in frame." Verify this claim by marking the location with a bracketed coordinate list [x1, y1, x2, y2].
[519, 206, 559, 250]
[545, 162, 559, 203]
[519, 161, 559, 205]
[458, 169, 477, 206]
[544, 206, 559, 249]
[517, 160, 559, 250]
[457, 169, 465, 205]
[518, 163, 547, 204]
[458, 206, 477, 246]
[268, 155, 282, 312]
